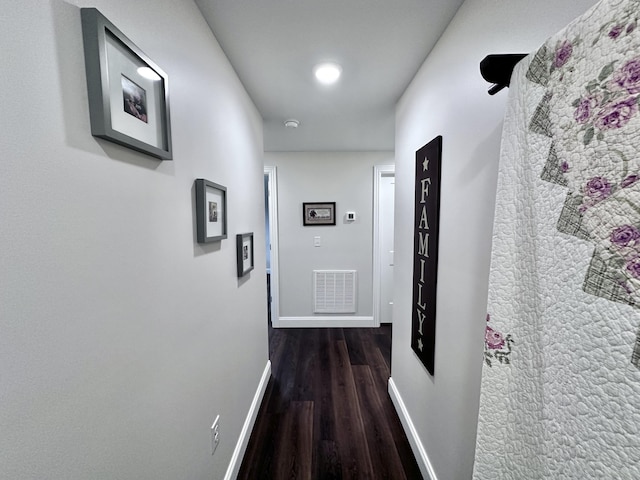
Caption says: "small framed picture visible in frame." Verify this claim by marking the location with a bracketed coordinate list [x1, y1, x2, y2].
[236, 233, 255, 277]
[303, 202, 336, 226]
[195, 179, 227, 243]
[81, 8, 172, 160]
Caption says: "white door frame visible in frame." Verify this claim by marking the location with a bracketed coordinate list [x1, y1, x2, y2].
[264, 166, 280, 327]
[373, 164, 395, 327]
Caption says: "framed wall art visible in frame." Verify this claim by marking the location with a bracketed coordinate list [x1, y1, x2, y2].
[81, 8, 172, 160]
[303, 202, 336, 226]
[236, 233, 255, 277]
[195, 179, 227, 243]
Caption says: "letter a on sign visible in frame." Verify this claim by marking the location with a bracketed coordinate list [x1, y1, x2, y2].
[411, 136, 442, 376]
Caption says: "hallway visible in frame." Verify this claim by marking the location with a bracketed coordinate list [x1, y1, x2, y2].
[238, 325, 423, 479]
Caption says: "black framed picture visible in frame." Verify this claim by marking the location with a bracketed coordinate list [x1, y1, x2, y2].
[303, 202, 336, 226]
[195, 179, 227, 243]
[81, 8, 172, 160]
[236, 233, 255, 277]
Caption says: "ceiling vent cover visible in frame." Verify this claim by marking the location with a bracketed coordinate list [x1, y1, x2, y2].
[313, 270, 357, 314]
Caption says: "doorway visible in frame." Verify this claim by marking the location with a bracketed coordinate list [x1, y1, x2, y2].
[264, 166, 280, 327]
[373, 165, 395, 326]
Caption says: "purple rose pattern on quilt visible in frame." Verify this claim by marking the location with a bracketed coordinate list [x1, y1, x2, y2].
[553, 40, 574, 69]
[525, 1, 640, 369]
[483, 314, 514, 368]
[570, 55, 640, 148]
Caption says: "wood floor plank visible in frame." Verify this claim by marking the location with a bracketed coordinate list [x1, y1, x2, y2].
[359, 334, 424, 479]
[330, 339, 374, 479]
[317, 440, 342, 480]
[359, 330, 392, 399]
[273, 401, 314, 480]
[352, 365, 408, 480]
[342, 328, 367, 365]
[292, 329, 319, 403]
[271, 329, 302, 413]
[237, 409, 279, 478]
[314, 329, 336, 442]
[374, 324, 392, 370]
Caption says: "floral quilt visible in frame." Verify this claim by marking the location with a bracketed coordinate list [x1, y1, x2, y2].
[474, 0, 640, 478]
[530, 0, 640, 369]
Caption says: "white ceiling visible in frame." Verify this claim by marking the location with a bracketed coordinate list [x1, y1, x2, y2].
[195, 0, 465, 152]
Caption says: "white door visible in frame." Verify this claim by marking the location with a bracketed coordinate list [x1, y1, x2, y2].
[264, 166, 280, 327]
[379, 173, 395, 324]
[373, 165, 395, 325]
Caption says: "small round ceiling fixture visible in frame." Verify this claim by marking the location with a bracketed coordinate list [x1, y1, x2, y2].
[313, 62, 342, 85]
[284, 119, 300, 128]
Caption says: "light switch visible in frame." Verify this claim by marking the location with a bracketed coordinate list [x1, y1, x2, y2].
[314, 236, 321, 247]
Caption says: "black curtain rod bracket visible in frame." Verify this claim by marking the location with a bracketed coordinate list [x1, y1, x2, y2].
[480, 54, 527, 95]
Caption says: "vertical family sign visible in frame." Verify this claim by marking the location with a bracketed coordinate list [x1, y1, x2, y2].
[411, 136, 442, 376]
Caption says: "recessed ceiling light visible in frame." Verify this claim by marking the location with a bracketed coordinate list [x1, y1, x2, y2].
[284, 119, 300, 128]
[313, 62, 342, 85]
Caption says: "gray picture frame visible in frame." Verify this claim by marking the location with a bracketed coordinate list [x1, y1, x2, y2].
[236, 232, 255, 277]
[81, 8, 172, 160]
[195, 179, 227, 244]
[303, 202, 336, 226]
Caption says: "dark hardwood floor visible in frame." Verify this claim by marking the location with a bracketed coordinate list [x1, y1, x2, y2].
[238, 325, 423, 479]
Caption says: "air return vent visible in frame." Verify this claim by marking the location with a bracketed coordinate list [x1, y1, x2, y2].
[313, 270, 357, 314]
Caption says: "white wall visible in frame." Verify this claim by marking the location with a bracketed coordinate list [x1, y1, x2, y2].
[265, 152, 393, 321]
[0, 1, 268, 479]
[391, 0, 598, 479]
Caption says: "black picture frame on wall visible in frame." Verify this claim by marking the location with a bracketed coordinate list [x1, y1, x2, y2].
[236, 233, 255, 277]
[303, 202, 336, 226]
[195, 179, 227, 243]
[81, 8, 172, 160]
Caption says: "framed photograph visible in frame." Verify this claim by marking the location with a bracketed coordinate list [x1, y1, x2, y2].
[303, 202, 336, 226]
[81, 8, 172, 160]
[236, 233, 255, 277]
[195, 179, 227, 243]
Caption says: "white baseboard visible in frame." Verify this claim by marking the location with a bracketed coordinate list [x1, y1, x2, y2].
[224, 360, 271, 480]
[388, 377, 437, 480]
[277, 316, 375, 328]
